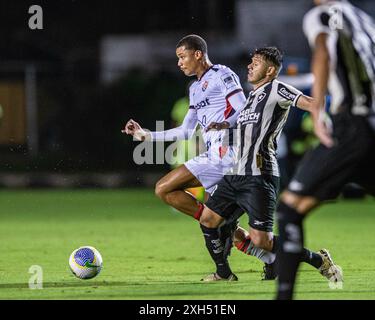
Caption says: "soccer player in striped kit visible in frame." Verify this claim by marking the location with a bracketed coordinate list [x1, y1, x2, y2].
[199, 47, 340, 282]
[276, 0, 375, 300]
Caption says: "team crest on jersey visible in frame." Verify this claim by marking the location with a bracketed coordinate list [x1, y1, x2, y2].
[202, 81, 209, 92]
[257, 92, 267, 103]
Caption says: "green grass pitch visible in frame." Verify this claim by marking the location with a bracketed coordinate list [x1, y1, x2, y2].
[0, 189, 374, 300]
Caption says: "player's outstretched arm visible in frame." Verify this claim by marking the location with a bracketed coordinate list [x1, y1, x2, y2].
[149, 109, 198, 141]
[122, 109, 198, 142]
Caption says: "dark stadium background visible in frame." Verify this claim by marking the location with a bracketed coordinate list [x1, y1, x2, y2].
[0, 0, 374, 188]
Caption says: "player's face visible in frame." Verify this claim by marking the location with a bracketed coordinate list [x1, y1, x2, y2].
[247, 55, 269, 84]
[176, 46, 200, 76]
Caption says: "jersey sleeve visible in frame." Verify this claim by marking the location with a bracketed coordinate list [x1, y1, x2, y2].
[224, 90, 247, 127]
[188, 84, 195, 111]
[215, 68, 244, 126]
[150, 109, 198, 141]
[217, 68, 243, 98]
[276, 82, 303, 109]
[303, 6, 331, 48]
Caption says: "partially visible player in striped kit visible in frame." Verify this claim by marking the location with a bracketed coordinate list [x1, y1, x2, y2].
[198, 47, 339, 282]
[276, 0, 375, 300]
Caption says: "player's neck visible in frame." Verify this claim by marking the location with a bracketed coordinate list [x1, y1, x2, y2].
[252, 77, 274, 91]
[196, 60, 213, 80]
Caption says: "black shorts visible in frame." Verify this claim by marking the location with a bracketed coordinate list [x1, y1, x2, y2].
[205, 175, 280, 232]
[288, 114, 375, 200]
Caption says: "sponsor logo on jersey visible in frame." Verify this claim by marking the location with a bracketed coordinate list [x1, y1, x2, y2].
[223, 76, 233, 84]
[221, 73, 237, 89]
[202, 81, 209, 92]
[278, 86, 297, 101]
[195, 98, 210, 110]
[238, 108, 261, 124]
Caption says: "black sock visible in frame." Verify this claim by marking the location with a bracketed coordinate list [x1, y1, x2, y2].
[200, 224, 232, 278]
[275, 234, 322, 268]
[272, 236, 322, 269]
[301, 249, 323, 269]
[271, 235, 278, 254]
[275, 201, 305, 300]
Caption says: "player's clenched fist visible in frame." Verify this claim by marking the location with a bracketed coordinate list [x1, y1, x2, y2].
[206, 121, 230, 132]
[121, 119, 151, 141]
[122, 119, 139, 134]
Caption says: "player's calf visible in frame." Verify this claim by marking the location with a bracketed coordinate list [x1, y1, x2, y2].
[248, 229, 274, 252]
[275, 200, 305, 300]
[234, 227, 276, 261]
[200, 223, 235, 280]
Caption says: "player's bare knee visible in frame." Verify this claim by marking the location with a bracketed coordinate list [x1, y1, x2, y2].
[280, 191, 301, 209]
[296, 197, 319, 214]
[248, 230, 262, 248]
[155, 181, 168, 200]
[280, 191, 317, 215]
[249, 229, 272, 250]
[250, 236, 263, 248]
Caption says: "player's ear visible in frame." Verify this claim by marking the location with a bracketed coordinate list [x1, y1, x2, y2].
[267, 65, 277, 77]
[194, 50, 203, 60]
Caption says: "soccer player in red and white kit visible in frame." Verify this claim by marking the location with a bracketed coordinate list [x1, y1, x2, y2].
[123, 35, 277, 279]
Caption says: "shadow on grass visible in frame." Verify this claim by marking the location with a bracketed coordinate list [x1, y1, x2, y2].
[0, 280, 248, 290]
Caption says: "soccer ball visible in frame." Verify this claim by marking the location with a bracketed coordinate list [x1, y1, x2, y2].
[69, 246, 103, 279]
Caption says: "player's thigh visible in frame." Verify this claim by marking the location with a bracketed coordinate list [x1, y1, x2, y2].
[237, 175, 279, 233]
[156, 164, 201, 193]
[352, 139, 375, 196]
[205, 176, 242, 221]
[289, 144, 363, 201]
[185, 151, 232, 194]
[288, 115, 373, 201]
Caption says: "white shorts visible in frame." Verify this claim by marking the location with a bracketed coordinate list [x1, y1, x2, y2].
[184, 145, 235, 194]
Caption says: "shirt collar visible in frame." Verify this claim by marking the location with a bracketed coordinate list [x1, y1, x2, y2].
[197, 65, 214, 81]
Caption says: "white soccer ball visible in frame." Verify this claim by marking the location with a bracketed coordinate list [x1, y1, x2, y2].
[69, 246, 103, 279]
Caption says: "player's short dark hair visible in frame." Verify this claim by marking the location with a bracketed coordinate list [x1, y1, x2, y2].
[251, 47, 283, 69]
[176, 35, 208, 54]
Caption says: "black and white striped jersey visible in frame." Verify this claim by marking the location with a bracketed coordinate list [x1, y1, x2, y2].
[303, 1, 375, 121]
[227, 80, 302, 177]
